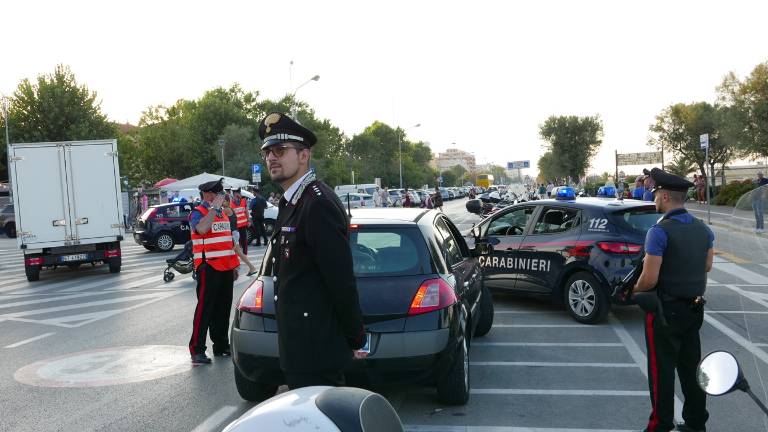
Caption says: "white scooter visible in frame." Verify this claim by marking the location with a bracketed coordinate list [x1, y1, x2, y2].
[697, 350, 768, 416]
[222, 386, 405, 432]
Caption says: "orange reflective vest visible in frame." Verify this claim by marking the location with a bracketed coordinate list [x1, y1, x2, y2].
[232, 198, 249, 229]
[191, 205, 240, 271]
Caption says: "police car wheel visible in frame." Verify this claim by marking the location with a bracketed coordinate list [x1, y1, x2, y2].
[564, 272, 609, 324]
[155, 233, 174, 252]
[234, 366, 277, 402]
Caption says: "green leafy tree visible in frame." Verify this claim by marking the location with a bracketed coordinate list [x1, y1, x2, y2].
[717, 61, 768, 158]
[537, 151, 562, 182]
[539, 115, 603, 180]
[0, 64, 115, 179]
[665, 156, 697, 178]
[488, 165, 509, 184]
[648, 102, 738, 180]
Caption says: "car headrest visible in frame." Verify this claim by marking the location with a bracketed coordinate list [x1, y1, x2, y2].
[315, 387, 403, 432]
[543, 211, 564, 226]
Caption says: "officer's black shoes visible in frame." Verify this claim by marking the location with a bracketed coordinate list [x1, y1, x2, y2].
[213, 349, 232, 357]
[191, 353, 212, 364]
[674, 423, 705, 432]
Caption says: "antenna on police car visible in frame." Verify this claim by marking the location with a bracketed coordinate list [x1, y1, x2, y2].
[346, 193, 352, 218]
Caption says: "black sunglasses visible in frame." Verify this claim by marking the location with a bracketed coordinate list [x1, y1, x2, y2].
[261, 143, 306, 159]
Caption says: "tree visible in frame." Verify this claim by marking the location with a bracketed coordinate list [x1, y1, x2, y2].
[488, 165, 509, 184]
[717, 62, 768, 158]
[664, 156, 697, 178]
[648, 102, 738, 181]
[539, 115, 603, 180]
[0, 64, 115, 179]
[537, 151, 561, 183]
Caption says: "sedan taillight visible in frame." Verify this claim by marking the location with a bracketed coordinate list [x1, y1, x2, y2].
[408, 278, 457, 316]
[596, 242, 643, 254]
[237, 279, 264, 313]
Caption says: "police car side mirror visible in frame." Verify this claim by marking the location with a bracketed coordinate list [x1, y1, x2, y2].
[471, 239, 492, 257]
[697, 351, 744, 396]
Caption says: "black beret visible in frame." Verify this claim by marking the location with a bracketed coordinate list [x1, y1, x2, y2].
[642, 168, 651, 176]
[199, 178, 224, 193]
[650, 168, 694, 193]
[258, 112, 317, 150]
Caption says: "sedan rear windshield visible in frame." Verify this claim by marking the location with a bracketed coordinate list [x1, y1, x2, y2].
[350, 227, 431, 277]
[609, 207, 661, 233]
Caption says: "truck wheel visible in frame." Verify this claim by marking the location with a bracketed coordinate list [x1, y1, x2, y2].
[108, 257, 121, 274]
[564, 272, 610, 324]
[155, 233, 174, 252]
[474, 285, 494, 337]
[5, 222, 16, 238]
[234, 367, 277, 402]
[25, 264, 41, 282]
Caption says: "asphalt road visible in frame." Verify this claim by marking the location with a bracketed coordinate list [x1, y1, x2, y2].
[0, 198, 767, 432]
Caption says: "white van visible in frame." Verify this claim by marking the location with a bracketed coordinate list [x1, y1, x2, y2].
[334, 183, 379, 196]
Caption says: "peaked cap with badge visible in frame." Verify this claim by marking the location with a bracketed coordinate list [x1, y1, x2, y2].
[198, 178, 225, 193]
[259, 112, 318, 150]
[649, 168, 694, 193]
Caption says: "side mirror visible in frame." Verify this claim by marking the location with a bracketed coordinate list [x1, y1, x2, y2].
[470, 238, 492, 257]
[466, 199, 482, 215]
[697, 351, 743, 396]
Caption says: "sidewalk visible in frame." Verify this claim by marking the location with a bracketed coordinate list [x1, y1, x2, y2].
[686, 201, 757, 232]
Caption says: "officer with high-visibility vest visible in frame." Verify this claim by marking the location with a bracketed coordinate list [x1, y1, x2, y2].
[188, 178, 240, 364]
[231, 187, 250, 254]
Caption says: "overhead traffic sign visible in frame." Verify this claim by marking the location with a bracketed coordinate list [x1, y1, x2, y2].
[700, 134, 709, 149]
[616, 152, 663, 166]
[507, 161, 530, 169]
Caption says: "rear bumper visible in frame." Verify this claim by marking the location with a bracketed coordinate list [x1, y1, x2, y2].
[133, 231, 152, 246]
[231, 327, 452, 385]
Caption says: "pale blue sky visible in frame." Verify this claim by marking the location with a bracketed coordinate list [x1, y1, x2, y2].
[3, 0, 767, 176]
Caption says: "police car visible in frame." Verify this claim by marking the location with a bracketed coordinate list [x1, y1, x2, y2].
[466, 186, 659, 324]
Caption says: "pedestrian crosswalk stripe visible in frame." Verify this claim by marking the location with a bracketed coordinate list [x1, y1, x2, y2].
[714, 262, 768, 284]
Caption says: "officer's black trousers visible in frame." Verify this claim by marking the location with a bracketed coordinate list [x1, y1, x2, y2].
[644, 302, 708, 432]
[237, 227, 248, 254]
[284, 370, 345, 390]
[251, 217, 268, 245]
[189, 264, 234, 356]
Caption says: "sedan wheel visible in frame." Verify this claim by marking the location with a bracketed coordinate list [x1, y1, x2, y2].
[564, 272, 609, 324]
[155, 233, 174, 252]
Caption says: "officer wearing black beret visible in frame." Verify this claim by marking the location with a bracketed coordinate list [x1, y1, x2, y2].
[187, 178, 240, 364]
[633, 168, 713, 432]
[259, 112, 365, 389]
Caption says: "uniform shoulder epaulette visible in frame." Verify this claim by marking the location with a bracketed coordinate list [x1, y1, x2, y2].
[311, 184, 323, 197]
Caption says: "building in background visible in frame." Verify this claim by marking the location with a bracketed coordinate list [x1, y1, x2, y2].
[435, 148, 476, 172]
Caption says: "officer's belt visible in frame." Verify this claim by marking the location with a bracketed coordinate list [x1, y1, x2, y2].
[660, 293, 696, 303]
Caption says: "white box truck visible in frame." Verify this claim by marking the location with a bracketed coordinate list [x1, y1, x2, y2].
[9, 139, 125, 281]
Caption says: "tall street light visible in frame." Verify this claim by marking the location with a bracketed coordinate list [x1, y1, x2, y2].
[291, 74, 320, 119]
[398, 123, 421, 189]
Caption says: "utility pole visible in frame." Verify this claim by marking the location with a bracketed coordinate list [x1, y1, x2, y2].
[218, 139, 225, 176]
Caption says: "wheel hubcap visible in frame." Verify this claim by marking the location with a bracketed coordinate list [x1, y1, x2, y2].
[568, 280, 596, 317]
[158, 235, 172, 250]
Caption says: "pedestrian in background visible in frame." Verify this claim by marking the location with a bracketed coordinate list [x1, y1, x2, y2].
[696, 173, 707, 204]
[752, 171, 768, 234]
[259, 112, 365, 389]
[380, 187, 390, 207]
[231, 188, 250, 255]
[633, 168, 713, 432]
[538, 184, 547, 200]
[432, 186, 443, 211]
[223, 194, 258, 276]
[643, 174, 655, 202]
[373, 187, 382, 207]
[403, 188, 412, 208]
[633, 176, 645, 200]
[249, 188, 269, 246]
[546, 182, 554, 198]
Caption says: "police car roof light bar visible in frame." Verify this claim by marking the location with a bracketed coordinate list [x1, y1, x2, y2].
[555, 186, 576, 200]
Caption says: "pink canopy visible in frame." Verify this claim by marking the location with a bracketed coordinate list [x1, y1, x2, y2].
[154, 178, 179, 188]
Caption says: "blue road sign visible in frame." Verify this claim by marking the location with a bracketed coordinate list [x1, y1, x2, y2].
[252, 164, 261, 174]
[507, 160, 530, 169]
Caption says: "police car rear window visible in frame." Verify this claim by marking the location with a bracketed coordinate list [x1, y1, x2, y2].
[609, 207, 660, 233]
[349, 228, 430, 277]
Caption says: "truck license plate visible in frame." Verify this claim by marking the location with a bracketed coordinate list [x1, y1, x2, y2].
[60, 254, 88, 263]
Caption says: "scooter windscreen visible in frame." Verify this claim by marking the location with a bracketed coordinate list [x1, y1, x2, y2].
[222, 386, 404, 432]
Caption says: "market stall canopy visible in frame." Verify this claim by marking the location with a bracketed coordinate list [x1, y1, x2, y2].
[159, 173, 250, 192]
[154, 178, 179, 188]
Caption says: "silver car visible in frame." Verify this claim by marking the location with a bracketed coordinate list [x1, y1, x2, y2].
[338, 193, 375, 208]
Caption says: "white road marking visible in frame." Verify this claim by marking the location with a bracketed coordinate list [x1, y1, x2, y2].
[470, 362, 636, 368]
[610, 315, 684, 421]
[492, 324, 599, 328]
[190, 405, 238, 432]
[713, 262, 768, 285]
[707, 310, 768, 314]
[494, 310, 560, 314]
[4, 332, 55, 348]
[0, 292, 179, 318]
[473, 342, 623, 347]
[719, 284, 768, 309]
[405, 426, 634, 432]
[0, 291, 118, 309]
[471, 389, 646, 396]
[703, 313, 768, 366]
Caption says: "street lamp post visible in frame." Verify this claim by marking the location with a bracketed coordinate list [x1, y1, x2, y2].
[218, 139, 225, 176]
[398, 123, 421, 189]
[291, 74, 320, 119]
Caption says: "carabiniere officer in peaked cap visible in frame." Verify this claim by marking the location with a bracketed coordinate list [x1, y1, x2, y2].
[259, 112, 366, 389]
[632, 168, 714, 432]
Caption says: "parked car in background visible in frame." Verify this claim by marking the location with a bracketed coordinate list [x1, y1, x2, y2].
[0, 204, 16, 238]
[388, 189, 403, 207]
[133, 202, 196, 252]
[337, 192, 375, 209]
[439, 187, 450, 201]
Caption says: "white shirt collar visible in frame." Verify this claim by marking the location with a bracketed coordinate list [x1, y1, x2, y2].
[284, 171, 312, 203]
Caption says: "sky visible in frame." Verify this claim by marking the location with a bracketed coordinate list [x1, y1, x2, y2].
[3, 0, 767, 178]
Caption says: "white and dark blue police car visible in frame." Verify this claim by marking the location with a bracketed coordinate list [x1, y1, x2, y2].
[466, 186, 659, 324]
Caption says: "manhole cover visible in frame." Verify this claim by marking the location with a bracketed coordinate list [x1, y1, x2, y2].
[15, 345, 191, 387]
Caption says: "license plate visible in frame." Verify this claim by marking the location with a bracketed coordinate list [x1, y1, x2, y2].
[60, 254, 88, 263]
[357, 333, 372, 354]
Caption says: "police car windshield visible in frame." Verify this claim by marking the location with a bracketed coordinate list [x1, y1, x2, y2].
[609, 207, 660, 233]
[349, 227, 430, 277]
